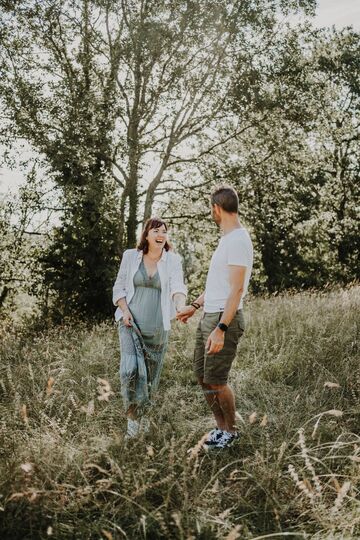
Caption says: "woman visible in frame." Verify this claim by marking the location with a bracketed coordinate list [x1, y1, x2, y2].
[113, 217, 187, 438]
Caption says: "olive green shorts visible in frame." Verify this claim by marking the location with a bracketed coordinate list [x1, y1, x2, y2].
[193, 311, 245, 385]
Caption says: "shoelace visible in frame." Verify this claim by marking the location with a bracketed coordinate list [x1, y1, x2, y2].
[215, 431, 236, 447]
[208, 428, 222, 442]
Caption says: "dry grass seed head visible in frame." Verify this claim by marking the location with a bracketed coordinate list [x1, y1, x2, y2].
[249, 412, 257, 424]
[46, 377, 55, 396]
[225, 525, 242, 540]
[332, 481, 351, 514]
[298, 428, 322, 497]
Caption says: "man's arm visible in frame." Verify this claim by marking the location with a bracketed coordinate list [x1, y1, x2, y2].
[176, 291, 205, 323]
[219, 265, 246, 326]
[206, 265, 246, 355]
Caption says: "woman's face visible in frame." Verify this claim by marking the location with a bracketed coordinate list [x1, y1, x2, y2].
[146, 224, 168, 250]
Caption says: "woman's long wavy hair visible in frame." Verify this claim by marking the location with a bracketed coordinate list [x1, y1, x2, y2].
[137, 217, 172, 254]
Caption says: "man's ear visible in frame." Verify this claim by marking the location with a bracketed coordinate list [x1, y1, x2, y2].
[215, 204, 223, 216]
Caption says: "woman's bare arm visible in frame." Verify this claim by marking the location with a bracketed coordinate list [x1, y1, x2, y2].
[117, 297, 133, 327]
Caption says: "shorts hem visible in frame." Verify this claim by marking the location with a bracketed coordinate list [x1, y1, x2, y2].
[202, 377, 229, 386]
[193, 368, 204, 379]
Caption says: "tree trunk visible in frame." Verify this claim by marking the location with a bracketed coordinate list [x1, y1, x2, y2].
[126, 163, 138, 248]
[126, 56, 142, 247]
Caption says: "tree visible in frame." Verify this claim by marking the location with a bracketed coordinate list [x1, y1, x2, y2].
[1, 0, 121, 318]
[0, 167, 48, 314]
[310, 29, 360, 281]
[164, 26, 360, 294]
[0, 0, 316, 318]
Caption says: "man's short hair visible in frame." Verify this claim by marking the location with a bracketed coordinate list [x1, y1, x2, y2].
[210, 185, 239, 213]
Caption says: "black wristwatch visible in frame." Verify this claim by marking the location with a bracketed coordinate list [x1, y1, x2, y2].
[217, 322, 228, 332]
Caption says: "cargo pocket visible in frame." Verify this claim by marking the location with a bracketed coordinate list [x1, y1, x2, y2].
[236, 311, 245, 334]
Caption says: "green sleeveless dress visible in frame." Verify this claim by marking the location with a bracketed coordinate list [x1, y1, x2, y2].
[119, 259, 169, 411]
[129, 260, 168, 346]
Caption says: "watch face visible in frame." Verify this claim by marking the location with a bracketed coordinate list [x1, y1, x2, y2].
[217, 323, 228, 332]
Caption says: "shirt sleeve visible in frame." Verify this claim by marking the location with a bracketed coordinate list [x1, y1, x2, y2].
[227, 233, 251, 267]
[112, 250, 130, 305]
[169, 253, 187, 298]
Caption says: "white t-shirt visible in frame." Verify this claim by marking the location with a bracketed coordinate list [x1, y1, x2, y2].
[204, 228, 253, 312]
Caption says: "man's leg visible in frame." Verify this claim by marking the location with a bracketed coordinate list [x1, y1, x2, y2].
[197, 377, 226, 430]
[206, 383, 236, 433]
[194, 319, 225, 429]
[201, 312, 244, 435]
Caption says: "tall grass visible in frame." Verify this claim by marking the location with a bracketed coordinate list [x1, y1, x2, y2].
[0, 287, 359, 539]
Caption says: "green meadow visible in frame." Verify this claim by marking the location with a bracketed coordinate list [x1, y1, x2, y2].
[0, 287, 359, 539]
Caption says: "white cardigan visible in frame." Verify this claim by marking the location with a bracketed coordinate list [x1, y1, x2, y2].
[112, 249, 187, 331]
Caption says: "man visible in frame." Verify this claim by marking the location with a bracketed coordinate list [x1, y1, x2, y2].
[176, 185, 253, 450]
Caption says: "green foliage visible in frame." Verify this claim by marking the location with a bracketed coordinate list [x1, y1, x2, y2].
[165, 26, 359, 295]
[1, 0, 122, 319]
[0, 0, 318, 321]
[40, 179, 120, 321]
[0, 168, 48, 315]
[0, 287, 359, 538]
[227, 27, 360, 290]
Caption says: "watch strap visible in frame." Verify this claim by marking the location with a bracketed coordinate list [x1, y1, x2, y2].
[217, 322, 228, 332]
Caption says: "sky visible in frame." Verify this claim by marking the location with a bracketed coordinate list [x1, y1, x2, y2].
[1, 0, 360, 196]
[314, 0, 360, 29]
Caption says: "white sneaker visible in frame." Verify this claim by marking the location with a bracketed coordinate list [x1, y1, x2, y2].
[125, 419, 140, 439]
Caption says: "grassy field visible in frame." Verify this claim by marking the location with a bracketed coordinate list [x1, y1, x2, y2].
[0, 287, 359, 539]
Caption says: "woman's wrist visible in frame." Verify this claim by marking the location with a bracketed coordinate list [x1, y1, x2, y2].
[173, 293, 186, 311]
[174, 300, 186, 312]
[119, 304, 130, 314]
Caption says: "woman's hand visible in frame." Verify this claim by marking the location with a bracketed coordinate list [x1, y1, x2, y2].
[173, 292, 186, 313]
[176, 305, 196, 323]
[122, 309, 133, 327]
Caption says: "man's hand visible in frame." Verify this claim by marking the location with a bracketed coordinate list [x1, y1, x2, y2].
[206, 327, 225, 355]
[176, 305, 196, 323]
